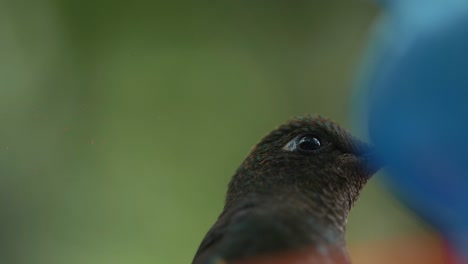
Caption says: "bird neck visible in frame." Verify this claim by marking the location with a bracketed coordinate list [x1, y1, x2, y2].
[224, 188, 348, 243]
[226, 170, 353, 234]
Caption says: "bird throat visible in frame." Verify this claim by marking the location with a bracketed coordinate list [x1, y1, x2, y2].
[219, 188, 349, 260]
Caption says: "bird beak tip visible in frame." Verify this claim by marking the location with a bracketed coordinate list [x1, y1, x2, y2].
[353, 142, 383, 177]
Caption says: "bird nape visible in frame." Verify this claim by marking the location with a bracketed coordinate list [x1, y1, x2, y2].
[192, 115, 381, 264]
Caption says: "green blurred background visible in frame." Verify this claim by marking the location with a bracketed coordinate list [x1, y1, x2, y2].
[0, 1, 428, 263]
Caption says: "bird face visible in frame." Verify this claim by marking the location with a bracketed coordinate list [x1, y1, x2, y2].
[276, 116, 377, 178]
[227, 115, 379, 212]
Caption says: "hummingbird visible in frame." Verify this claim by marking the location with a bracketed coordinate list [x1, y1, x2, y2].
[192, 115, 380, 264]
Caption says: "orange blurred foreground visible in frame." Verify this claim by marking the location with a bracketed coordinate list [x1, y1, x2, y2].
[350, 234, 449, 264]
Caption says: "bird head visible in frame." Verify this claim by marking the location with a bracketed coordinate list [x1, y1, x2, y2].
[226, 115, 380, 220]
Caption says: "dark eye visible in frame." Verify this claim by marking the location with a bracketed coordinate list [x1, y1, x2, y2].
[283, 135, 322, 152]
[298, 136, 321, 151]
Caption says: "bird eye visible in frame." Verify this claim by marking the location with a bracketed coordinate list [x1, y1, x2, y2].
[298, 136, 321, 151]
[283, 135, 322, 152]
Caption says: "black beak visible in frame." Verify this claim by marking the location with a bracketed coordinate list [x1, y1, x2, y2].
[359, 151, 382, 176]
[352, 141, 383, 177]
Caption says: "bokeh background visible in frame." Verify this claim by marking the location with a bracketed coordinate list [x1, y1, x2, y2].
[0, 1, 432, 263]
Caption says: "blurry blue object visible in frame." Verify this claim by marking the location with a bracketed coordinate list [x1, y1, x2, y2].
[353, 0, 468, 261]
